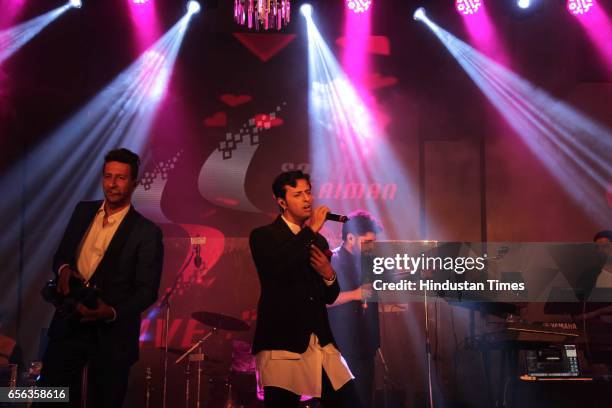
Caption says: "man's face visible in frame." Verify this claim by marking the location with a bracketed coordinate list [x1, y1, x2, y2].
[348, 231, 377, 255]
[278, 178, 313, 223]
[102, 161, 136, 207]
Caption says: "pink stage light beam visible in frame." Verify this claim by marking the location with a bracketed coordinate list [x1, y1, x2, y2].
[342, 0, 372, 83]
[567, 0, 595, 15]
[459, 1, 511, 67]
[456, 0, 483, 16]
[128, 0, 161, 51]
[346, 0, 372, 14]
[571, 1, 612, 71]
[0, 0, 27, 30]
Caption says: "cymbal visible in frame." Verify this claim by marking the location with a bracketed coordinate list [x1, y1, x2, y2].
[157, 347, 223, 363]
[191, 311, 249, 332]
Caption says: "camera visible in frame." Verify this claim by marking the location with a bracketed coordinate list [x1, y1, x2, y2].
[40, 277, 100, 318]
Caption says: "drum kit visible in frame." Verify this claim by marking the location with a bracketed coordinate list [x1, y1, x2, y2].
[151, 311, 261, 408]
[149, 310, 319, 408]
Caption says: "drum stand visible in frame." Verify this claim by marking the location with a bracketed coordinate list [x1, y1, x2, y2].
[377, 348, 391, 408]
[176, 328, 217, 408]
[159, 249, 195, 408]
[222, 378, 236, 408]
[185, 360, 191, 408]
[145, 366, 152, 408]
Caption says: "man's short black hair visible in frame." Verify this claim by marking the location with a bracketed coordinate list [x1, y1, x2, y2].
[342, 210, 383, 240]
[272, 170, 311, 198]
[103, 148, 140, 180]
[594, 230, 612, 242]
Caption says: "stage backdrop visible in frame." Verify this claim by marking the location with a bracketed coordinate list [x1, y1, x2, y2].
[0, 0, 610, 407]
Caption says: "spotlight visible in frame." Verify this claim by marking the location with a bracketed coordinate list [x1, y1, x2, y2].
[416, 13, 612, 226]
[0, 4, 73, 65]
[187, 1, 201, 15]
[300, 4, 313, 18]
[567, 0, 595, 16]
[455, 0, 483, 16]
[69, 0, 82, 8]
[133, 0, 150, 4]
[305, 6, 419, 239]
[413, 7, 426, 21]
[346, 0, 372, 14]
[517, 0, 530, 9]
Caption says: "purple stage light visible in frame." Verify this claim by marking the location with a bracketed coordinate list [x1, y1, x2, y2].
[567, 0, 595, 16]
[300, 3, 313, 18]
[187, 1, 201, 15]
[455, 0, 483, 16]
[133, 0, 150, 4]
[346, 0, 372, 14]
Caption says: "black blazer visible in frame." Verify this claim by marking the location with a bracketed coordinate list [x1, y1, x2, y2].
[48, 200, 164, 365]
[327, 246, 380, 359]
[249, 216, 340, 355]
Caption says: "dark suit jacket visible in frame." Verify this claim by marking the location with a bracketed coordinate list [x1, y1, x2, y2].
[327, 246, 380, 359]
[249, 216, 340, 355]
[48, 200, 164, 365]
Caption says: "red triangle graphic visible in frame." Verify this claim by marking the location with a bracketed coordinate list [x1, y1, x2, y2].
[233, 33, 296, 62]
[335, 35, 391, 56]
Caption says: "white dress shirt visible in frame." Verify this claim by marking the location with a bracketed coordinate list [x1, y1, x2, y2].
[76, 202, 130, 282]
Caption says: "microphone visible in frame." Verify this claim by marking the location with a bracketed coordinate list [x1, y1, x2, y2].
[194, 247, 203, 269]
[191, 236, 207, 269]
[325, 213, 349, 223]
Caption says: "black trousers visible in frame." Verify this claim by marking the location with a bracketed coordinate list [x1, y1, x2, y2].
[344, 355, 375, 408]
[263, 369, 362, 408]
[36, 328, 131, 408]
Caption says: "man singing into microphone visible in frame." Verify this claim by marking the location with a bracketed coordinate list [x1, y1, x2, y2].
[249, 170, 360, 407]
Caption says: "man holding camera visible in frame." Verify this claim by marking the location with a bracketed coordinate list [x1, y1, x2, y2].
[38, 148, 164, 408]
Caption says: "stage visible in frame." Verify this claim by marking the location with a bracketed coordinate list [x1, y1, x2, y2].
[0, 0, 611, 407]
